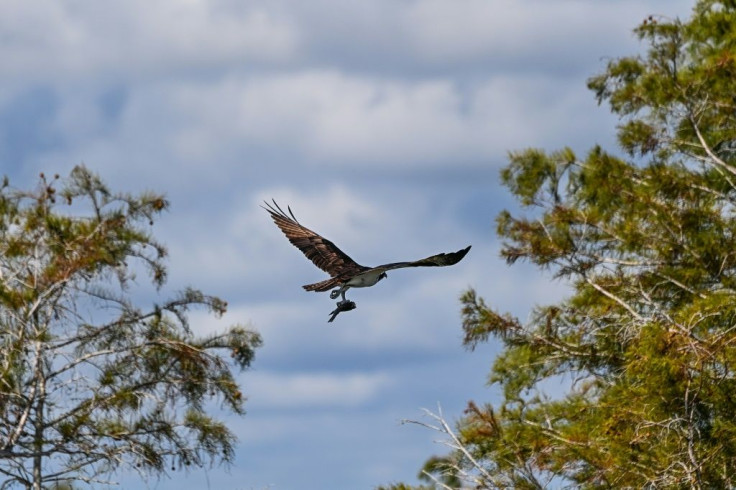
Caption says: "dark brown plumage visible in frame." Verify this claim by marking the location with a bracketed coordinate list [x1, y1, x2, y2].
[261, 200, 370, 292]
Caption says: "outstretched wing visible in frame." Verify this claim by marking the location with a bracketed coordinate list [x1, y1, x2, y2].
[372, 245, 471, 272]
[262, 200, 366, 278]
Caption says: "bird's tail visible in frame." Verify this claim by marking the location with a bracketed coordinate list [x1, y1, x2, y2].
[303, 277, 342, 292]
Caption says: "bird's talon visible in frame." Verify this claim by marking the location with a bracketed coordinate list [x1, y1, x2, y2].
[330, 290, 340, 300]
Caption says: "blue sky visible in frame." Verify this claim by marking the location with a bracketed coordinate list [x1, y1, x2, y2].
[2, 1, 694, 488]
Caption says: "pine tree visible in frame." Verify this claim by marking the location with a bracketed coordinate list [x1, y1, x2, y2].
[0, 167, 261, 488]
[416, 1, 736, 488]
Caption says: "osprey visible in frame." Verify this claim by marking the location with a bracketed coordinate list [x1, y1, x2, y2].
[263, 200, 471, 320]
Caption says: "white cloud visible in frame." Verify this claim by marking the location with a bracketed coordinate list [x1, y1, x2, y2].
[9, 0, 677, 183]
[231, 71, 483, 164]
[160, 71, 480, 165]
[246, 370, 393, 408]
[403, 0, 694, 65]
[277, 0, 693, 76]
[64, 70, 605, 175]
[1, 0, 695, 88]
[1, 0, 298, 83]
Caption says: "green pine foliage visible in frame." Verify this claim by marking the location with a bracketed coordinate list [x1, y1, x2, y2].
[418, 2, 736, 488]
[0, 167, 261, 488]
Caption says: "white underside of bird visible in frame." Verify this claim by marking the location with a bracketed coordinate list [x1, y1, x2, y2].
[346, 269, 386, 288]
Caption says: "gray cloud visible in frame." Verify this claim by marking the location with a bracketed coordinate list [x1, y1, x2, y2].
[1, 0, 297, 83]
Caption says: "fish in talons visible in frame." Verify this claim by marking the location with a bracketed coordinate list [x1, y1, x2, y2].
[328, 300, 357, 323]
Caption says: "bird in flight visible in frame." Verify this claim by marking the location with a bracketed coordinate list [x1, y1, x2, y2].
[263, 200, 471, 321]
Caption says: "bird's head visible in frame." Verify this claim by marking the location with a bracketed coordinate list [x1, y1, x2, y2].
[379, 272, 388, 281]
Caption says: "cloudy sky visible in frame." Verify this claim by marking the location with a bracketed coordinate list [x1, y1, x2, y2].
[2, 0, 694, 488]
